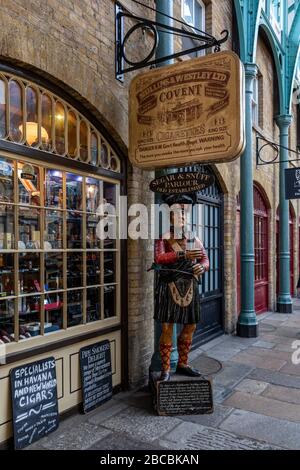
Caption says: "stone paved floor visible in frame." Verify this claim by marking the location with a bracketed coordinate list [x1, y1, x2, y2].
[28, 300, 300, 450]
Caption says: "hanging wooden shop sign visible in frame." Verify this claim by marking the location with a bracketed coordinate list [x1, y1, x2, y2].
[129, 51, 245, 169]
[149, 171, 215, 194]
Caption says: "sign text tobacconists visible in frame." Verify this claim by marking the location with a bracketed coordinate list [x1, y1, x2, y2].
[129, 51, 245, 169]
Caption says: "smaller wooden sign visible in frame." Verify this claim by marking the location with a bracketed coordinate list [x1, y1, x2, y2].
[10, 357, 59, 450]
[150, 172, 215, 194]
[157, 378, 213, 416]
[80, 340, 113, 414]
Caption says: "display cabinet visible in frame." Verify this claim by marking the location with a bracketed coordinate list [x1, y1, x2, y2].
[0, 154, 120, 346]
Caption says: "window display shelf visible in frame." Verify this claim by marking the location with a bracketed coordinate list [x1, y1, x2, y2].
[0, 154, 120, 345]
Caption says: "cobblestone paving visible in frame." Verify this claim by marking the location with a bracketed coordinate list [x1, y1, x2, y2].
[27, 300, 300, 451]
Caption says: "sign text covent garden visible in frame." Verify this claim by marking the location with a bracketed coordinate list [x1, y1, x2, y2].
[129, 51, 245, 169]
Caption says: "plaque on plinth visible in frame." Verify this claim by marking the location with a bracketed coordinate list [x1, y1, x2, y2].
[150, 372, 213, 416]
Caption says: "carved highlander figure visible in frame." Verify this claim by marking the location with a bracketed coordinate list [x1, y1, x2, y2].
[153, 194, 210, 382]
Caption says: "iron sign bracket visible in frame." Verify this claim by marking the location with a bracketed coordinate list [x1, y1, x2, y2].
[115, 3, 229, 81]
[256, 135, 300, 166]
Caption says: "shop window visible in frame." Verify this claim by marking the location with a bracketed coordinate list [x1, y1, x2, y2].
[0, 78, 7, 138]
[0, 155, 120, 345]
[9, 80, 23, 143]
[0, 71, 121, 172]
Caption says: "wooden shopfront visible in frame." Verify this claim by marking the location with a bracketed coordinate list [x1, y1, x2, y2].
[0, 65, 126, 445]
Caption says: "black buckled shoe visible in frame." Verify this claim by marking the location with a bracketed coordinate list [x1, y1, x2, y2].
[158, 371, 171, 382]
[176, 365, 204, 378]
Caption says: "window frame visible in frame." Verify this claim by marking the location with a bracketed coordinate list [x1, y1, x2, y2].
[181, 0, 205, 30]
[181, 0, 206, 59]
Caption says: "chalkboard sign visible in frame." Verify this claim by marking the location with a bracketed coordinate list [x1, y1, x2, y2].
[79, 340, 112, 414]
[157, 378, 213, 416]
[10, 357, 59, 450]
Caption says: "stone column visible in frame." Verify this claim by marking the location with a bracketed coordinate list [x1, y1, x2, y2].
[276, 114, 293, 313]
[237, 62, 259, 338]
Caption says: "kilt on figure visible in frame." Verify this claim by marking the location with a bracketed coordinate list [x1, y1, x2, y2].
[153, 194, 210, 382]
